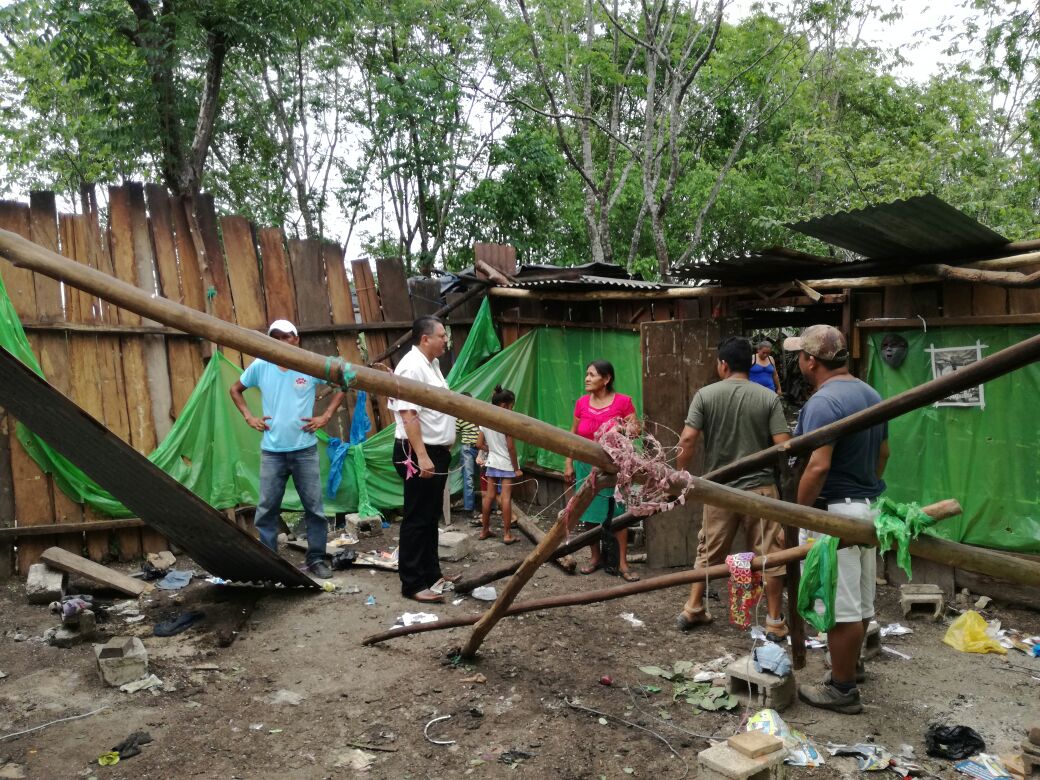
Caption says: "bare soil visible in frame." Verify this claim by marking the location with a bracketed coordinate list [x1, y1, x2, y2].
[1, 517, 1038, 780]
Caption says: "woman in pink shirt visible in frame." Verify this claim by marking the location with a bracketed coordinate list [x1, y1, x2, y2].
[563, 360, 640, 581]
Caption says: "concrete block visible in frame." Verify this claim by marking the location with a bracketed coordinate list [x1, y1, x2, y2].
[25, 563, 67, 605]
[438, 530, 474, 562]
[725, 655, 795, 711]
[699, 742, 787, 780]
[345, 513, 383, 539]
[146, 551, 176, 572]
[862, 620, 881, 660]
[900, 583, 944, 621]
[95, 636, 148, 687]
[44, 610, 96, 648]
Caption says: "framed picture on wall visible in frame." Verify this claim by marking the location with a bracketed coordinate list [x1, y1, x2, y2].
[927, 342, 986, 409]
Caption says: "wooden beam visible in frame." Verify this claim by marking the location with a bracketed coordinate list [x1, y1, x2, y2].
[856, 313, 1040, 329]
[496, 315, 641, 331]
[0, 518, 146, 540]
[40, 546, 153, 596]
[731, 294, 846, 311]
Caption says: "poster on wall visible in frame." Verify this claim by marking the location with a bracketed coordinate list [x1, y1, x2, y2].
[926, 342, 987, 409]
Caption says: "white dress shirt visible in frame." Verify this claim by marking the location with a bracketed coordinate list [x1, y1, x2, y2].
[390, 346, 456, 446]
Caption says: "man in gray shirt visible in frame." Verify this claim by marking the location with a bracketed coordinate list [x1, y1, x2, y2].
[675, 337, 791, 637]
[787, 324, 889, 715]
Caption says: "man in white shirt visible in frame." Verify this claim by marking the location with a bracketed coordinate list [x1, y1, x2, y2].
[390, 316, 458, 603]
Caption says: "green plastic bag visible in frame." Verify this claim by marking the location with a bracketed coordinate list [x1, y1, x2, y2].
[943, 610, 1007, 655]
[797, 535, 840, 633]
[873, 497, 937, 579]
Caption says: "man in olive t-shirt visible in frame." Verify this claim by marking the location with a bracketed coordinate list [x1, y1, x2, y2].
[674, 337, 791, 635]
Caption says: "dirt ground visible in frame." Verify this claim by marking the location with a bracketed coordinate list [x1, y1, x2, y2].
[1, 514, 1038, 780]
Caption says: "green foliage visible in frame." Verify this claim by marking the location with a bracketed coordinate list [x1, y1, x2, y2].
[1, 0, 1038, 267]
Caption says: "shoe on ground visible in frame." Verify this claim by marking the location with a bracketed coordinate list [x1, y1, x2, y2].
[308, 560, 332, 579]
[824, 658, 866, 684]
[765, 617, 789, 642]
[675, 610, 714, 632]
[797, 680, 863, 714]
[411, 588, 444, 604]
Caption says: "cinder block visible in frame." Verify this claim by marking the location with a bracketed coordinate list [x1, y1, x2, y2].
[862, 620, 881, 660]
[725, 655, 795, 711]
[25, 563, 67, 605]
[699, 741, 787, 780]
[44, 611, 96, 648]
[899, 583, 944, 621]
[345, 513, 383, 538]
[438, 530, 474, 562]
[95, 636, 148, 687]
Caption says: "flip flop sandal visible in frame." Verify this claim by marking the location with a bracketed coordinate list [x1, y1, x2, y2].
[502, 537, 519, 545]
[620, 571, 641, 582]
[580, 563, 602, 575]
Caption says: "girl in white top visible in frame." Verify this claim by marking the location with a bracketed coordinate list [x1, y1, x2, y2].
[476, 385, 523, 544]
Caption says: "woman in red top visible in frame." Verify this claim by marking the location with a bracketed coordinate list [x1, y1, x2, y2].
[563, 360, 640, 581]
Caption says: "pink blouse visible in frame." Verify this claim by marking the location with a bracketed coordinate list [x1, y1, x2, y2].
[573, 393, 636, 441]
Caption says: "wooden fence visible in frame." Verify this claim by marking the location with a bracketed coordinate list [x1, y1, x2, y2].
[0, 184, 485, 576]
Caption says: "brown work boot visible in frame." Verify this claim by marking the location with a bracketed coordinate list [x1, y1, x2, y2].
[676, 609, 714, 632]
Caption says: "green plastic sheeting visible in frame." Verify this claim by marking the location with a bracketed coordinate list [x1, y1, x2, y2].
[0, 269, 369, 517]
[863, 326, 1040, 553]
[358, 298, 642, 510]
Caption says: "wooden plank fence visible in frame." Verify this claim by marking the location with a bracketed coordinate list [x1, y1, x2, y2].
[0, 183, 488, 575]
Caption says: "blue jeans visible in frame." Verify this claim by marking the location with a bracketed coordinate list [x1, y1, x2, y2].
[460, 446, 478, 511]
[255, 445, 328, 566]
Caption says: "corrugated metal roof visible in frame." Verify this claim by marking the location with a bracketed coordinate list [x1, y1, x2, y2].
[509, 274, 677, 292]
[788, 194, 1008, 258]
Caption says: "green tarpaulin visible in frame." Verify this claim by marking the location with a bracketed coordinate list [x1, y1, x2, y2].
[864, 326, 1040, 553]
[355, 300, 642, 508]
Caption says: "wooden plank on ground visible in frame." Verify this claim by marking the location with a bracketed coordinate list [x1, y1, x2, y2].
[1, 201, 59, 572]
[40, 546, 152, 596]
[351, 259, 391, 428]
[258, 228, 298, 322]
[289, 239, 348, 440]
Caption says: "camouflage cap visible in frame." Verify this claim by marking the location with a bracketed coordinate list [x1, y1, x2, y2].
[782, 324, 848, 361]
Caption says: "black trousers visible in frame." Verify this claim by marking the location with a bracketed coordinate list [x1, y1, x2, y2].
[393, 439, 451, 597]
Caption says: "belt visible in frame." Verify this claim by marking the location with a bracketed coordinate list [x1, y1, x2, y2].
[814, 497, 873, 510]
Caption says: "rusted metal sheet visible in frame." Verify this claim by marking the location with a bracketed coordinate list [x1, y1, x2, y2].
[0, 345, 317, 588]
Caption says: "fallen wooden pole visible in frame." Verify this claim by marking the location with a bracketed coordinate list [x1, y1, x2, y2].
[365, 498, 962, 646]
[459, 473, 607, 659]
[515, 507, 576, 574]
